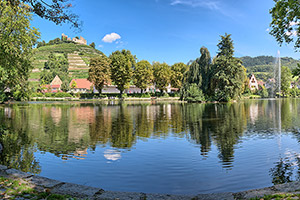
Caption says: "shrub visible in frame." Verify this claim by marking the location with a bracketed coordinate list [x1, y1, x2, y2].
[54, 92, 72, 98]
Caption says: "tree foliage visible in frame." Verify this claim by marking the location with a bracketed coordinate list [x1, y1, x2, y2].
[281, 66, 293, 96]
[89, 42, 96, 49]
[88, 56, 111, 94]
[170, 62, 188, 89]
[8, 0, 80, 28]
[0, 1, 40, 102]
[269, 0, 300, 49]
[109, 50, 135, 95]
[40, 53, 69, 84]
[181, 47, 212, 101]
[153, 62, 171, 93]
[134, 60, 153, 92]
[212, 34, 246, 101]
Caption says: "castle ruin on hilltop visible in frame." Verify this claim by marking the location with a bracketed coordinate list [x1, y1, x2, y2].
[61, 33, 87, 45]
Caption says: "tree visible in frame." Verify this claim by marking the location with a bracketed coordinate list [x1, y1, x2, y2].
[269, 0, 300, 49]
[89, 42, 96, 49]
[211, 34, 246, 101]
[281, 66, 293, 96]
[134, 60, 153, 93]
[61, 80, 70, 92]
[180, 46, 212, 101]
[109, 50, 135, 95]
[40, 53, 69, 84]
[88, 56, 111, 94]
[170, 62, 188, 89]
[8, 0, 80, 28]
[71, 80, 77, 89]
[0, 1, 40, 102]
[153, 62, 171, 93]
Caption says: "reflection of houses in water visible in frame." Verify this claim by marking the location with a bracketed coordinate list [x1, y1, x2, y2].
[62, 148, 88, 160]
[249, 104, 259, 124]
[50, 107, 62, 125]
[68, 106, 95, 143]
[4, 107, 12, 118]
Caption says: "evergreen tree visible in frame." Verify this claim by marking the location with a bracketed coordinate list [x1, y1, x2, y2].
[211, 34, 246, 101]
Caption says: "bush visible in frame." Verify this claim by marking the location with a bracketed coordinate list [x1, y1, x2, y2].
[31, 92, 44, 97]
[184, 83, 205, 102]
[55, 92, 72, 98]
[45, 93, 54, 97]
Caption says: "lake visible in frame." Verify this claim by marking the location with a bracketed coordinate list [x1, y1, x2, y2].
[0, 99, 300, 194]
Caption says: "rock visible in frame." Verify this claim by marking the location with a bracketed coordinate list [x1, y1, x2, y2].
[26, 175, 62, 188]
[5, 169, 32, 179]
[51, 182, 100, 199]
[194, 192, 234, 200]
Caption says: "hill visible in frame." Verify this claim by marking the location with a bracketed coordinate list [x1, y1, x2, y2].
[29, 41, 105, 86]
[239, 56, 300, 81]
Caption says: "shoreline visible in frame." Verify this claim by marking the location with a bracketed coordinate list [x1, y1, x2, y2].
[0, 165, 299, 199]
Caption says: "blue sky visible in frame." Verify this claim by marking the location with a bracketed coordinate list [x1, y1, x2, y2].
[31, 0, 300, 65]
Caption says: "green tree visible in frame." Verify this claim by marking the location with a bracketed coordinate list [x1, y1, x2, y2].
[181, 46, 212, 101]
[170, 62, 188, 89]
[153, 62, 171, 93]
[88, 56, 111, 94]
[211, 34, 246, 101]
[134, 60, 153, 93]
[269, 0, 300, 49]
[8, 0, 80, 28]
[40, 53, 69, 84]
[281, 66, 293, 96]
[89, 42, 96, 49]
[0, 1, 40, 102]
[109, 50, 135, 95]
[71, 80, 77, 89]
[61, 80, 70, 92]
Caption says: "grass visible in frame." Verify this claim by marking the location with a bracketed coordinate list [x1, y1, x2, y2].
[0, 177, 77, 199]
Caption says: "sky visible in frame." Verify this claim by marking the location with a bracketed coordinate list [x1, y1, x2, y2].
[31, 0, 300, 65]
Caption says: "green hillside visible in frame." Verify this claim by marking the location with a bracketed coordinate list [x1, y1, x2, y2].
[240, 56, 300, 81]
[29, 41, 105, 85]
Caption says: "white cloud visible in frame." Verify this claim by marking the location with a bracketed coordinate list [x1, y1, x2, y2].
[266, 28, 270, 32]
[104, 149, 121, 161]
[170, 0, 220, 10]
[102, 33, 121, 43]
[98, 44, 103, 48]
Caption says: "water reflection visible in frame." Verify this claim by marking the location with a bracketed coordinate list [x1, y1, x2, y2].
[0, 100, 300, 175]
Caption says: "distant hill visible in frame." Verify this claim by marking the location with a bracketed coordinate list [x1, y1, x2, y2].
[29, 41, 105, 85]
[239, 56, 300, 81]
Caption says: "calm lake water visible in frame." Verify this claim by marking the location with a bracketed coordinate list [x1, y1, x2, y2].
[0, 99, 300, 194]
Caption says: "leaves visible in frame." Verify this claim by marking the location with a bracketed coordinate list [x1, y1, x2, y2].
[153, 62, 171, 92]
[109, 50, 135, 94]
[134, 60, 153, 91]
[88, 55, 111, 93]
[0, 1, 40, 101]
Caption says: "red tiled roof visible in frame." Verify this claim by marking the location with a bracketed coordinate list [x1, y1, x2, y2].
[70, 79, 93, 89]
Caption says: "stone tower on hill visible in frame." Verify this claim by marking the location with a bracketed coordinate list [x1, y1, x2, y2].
[61, 33, 87, 45]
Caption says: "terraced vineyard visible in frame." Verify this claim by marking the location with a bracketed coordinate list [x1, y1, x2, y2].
[29, 42, 104, 85]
